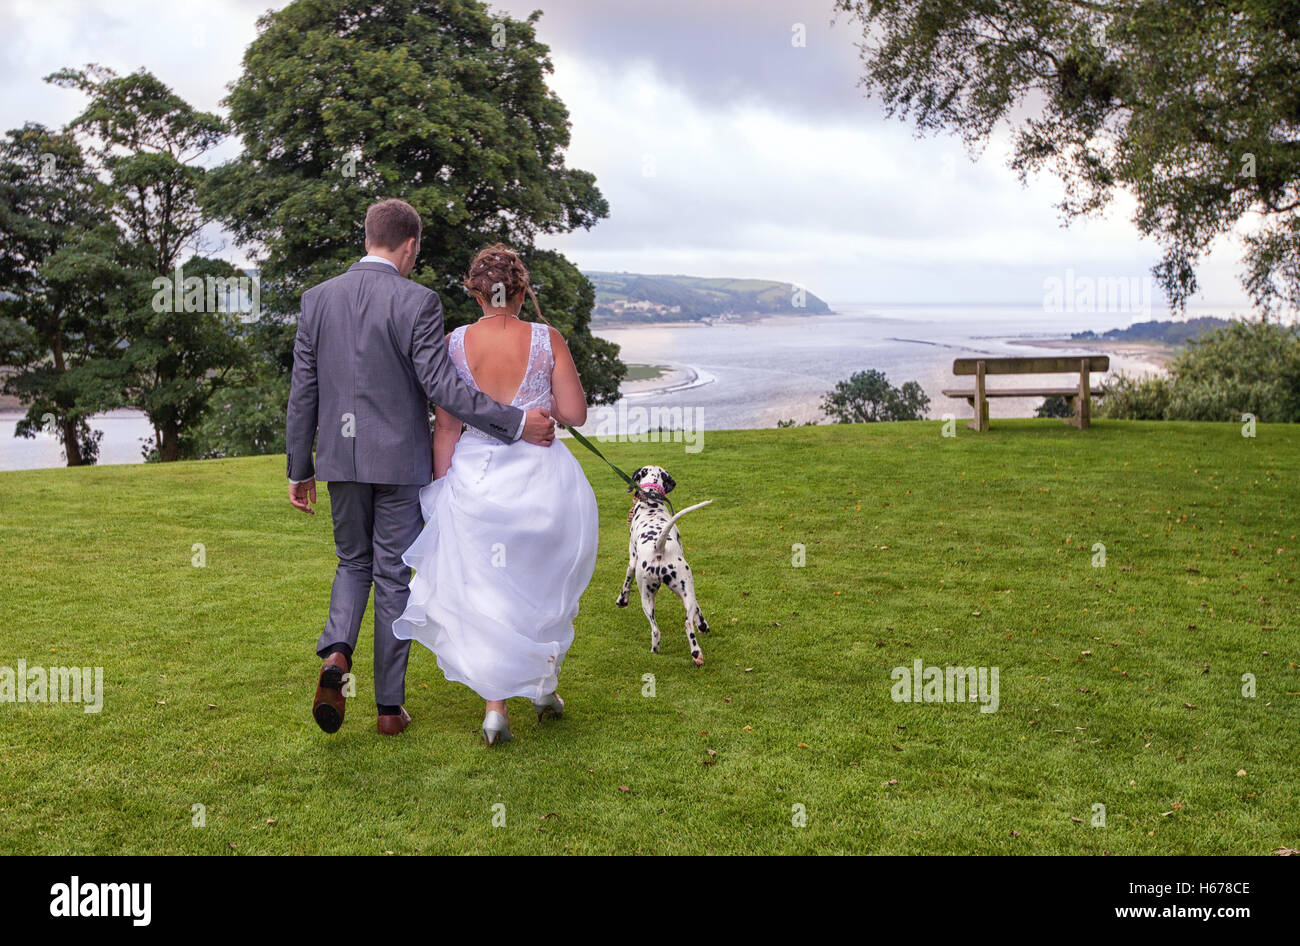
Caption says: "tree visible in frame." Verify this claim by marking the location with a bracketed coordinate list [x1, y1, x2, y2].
[821, 369, 931, 422]
[127, 255, 250, 461]
[833, 1, 1300, 312]
[0, 123, 127, 465]
[188, 317, 291, 459]
[48, 65, 242, 461]
[204, 0, 622, 402]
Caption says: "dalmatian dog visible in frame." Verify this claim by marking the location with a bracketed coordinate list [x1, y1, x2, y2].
[615, 465, 713, 666]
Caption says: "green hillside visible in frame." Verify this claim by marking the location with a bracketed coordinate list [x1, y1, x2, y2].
[1072, 317, 1234, 345]
[0, 421, 1296, 854]
[585, 271, 833, 323]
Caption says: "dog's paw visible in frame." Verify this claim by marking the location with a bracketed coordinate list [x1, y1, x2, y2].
[691, 651, 704, 667]
[615, 594, 629, 608]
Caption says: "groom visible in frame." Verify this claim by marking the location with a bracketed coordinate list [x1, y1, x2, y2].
[286, 198, 556, 736]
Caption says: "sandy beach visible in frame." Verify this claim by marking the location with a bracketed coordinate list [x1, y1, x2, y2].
[1009, 337, 1178, 368]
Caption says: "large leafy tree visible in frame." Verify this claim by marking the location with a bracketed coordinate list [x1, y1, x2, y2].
[204, 0, 623, 402]
[48, 65, 245, 461]
[833, 0, 1300, 312]
[0, 124, 127, 465]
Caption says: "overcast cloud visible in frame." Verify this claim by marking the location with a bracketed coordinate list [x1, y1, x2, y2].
[1, 0, 1252, 309]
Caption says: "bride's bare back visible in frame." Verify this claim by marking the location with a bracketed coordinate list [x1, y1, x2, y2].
[462, 317, 535, 404]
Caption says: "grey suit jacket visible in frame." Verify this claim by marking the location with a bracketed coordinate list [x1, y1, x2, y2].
[286, 261, 524, 485]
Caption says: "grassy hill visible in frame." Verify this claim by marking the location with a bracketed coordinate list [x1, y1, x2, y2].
[0, 421, 1296, 854]
[585, 271, 833, 323]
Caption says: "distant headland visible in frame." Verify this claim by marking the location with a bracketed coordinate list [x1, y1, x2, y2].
[583, 271, 833, 325]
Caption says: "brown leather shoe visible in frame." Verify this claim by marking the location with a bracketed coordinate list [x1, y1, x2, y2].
[377, 706, 411, 736]
[313, 652, 349, 734]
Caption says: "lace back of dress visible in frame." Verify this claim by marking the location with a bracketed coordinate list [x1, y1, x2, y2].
[514, 321, 554, 411]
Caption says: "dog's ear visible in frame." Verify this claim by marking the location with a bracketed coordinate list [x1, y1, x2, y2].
[662, 470, 676, 493]
[629, 467, 647, 492]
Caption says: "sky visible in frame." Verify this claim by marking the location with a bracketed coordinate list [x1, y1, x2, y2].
[0, 0, 1256, 311]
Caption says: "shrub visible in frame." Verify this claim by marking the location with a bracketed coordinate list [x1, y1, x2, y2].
[1035, 395, 1074, 419]
[1101, 319, 1300, 422]
[1100, 373, 1174, 420]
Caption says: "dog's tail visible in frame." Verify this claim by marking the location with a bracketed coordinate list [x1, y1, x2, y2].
[653, 500, 713, 557]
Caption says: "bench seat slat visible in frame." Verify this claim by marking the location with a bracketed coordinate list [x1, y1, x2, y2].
[952, 355, 1109, 375]
[942, 387, 1104, 398]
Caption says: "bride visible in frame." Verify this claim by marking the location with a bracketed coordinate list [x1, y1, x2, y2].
[392, 244, 599, 745]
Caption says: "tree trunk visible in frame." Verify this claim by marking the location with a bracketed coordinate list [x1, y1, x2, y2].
[159, 419, 181, 462]
[61, 417, 85, 467]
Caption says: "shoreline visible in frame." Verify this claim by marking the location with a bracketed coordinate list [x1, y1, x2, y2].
[1007, 337, 1177, 369]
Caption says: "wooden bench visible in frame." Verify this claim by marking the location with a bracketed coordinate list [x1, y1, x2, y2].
[942, 356, 1109, 431]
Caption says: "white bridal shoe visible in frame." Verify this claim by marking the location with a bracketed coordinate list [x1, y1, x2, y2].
[532, 692, 564, 721]
[481, 710, 513, 746]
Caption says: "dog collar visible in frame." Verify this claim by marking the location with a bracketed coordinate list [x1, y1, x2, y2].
[630, 480, 674, 516]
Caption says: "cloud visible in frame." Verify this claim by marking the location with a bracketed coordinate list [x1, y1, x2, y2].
[0, 0, 1255, 309]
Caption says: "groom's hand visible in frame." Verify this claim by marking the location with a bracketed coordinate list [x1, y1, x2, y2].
[289, 478, 317, 514]
[521, 408, 556, 446]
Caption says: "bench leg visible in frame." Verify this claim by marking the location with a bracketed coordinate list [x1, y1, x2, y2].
[964, 398, 989, 431]
[968, 360, 989, 431]
[1073, 360, 1091, 429]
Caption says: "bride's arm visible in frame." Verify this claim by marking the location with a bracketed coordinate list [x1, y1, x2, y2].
[548, 326, 588, 427]
[433, 406, 463, 480]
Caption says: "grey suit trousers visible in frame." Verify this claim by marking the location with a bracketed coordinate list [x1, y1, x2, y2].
[315, 481, 423, 707]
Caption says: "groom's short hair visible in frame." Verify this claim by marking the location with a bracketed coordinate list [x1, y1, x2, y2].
[365, 199, 422, 250]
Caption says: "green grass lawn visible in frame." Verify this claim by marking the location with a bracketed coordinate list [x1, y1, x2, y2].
[0, 420, 1296, 855]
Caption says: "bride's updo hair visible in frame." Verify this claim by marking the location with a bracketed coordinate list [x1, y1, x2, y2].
[463, 242, 549, 325]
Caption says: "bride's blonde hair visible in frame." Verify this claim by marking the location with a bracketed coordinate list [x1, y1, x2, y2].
[463, 243, 552, 328]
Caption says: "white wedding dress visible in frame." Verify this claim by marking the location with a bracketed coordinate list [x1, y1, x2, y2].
[392, 320, 598, 702]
